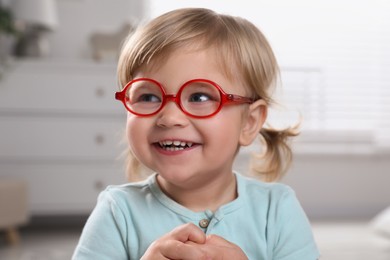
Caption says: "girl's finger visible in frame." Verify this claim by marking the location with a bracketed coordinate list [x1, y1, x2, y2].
[160, 240, 209, 260]
[203, 235, 248, 260]
[170, 223, 207, 244]
[206, 234, 233, 246]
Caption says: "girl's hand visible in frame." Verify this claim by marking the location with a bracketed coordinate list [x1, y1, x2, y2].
[188, 234, 248, 260]
[141, 223, 209, 260]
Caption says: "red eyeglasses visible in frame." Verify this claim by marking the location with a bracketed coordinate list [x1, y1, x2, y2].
[115, 78, 255, 118]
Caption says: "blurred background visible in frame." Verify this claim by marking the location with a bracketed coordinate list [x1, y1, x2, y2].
[0, 0, 389, 259]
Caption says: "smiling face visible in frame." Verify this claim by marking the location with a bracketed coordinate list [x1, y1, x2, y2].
[126, 47, 261, 191]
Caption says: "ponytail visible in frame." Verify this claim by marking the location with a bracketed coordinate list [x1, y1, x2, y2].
[125, 149, 152, 182]
[126, 150, 142, 182]
[251, 126, 299, 182]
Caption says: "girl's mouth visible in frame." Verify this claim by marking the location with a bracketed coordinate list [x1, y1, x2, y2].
[157, 140, 194, 151]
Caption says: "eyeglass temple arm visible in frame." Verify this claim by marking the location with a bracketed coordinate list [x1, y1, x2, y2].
[115, 91, 125, 101]
[227, 94, 254, 104]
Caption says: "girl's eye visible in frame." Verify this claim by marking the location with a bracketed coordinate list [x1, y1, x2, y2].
[137, 94, 161, 103]
[189, 93, 211, 102]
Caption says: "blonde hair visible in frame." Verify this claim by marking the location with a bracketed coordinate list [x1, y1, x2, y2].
[117, 8, 298, 182]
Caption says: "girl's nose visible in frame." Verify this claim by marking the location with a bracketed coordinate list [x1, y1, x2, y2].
[156, 101, 189, 128]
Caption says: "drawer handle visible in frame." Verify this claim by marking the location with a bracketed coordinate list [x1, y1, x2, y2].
[95, 134, 105, 145]
[94, 180, 104, 191]
[95, 87, 105, 98]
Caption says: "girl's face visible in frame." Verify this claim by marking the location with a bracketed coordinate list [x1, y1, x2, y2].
[126, 47, 262, 191]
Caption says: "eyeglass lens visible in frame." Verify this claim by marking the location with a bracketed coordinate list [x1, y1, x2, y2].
[125, 79, 222, 117]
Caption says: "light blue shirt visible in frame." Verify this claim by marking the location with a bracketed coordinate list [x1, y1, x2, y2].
[73, 173, 320, 259]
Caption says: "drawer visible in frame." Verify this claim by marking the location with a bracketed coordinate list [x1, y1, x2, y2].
[0, 116, 127, 162]
[0, 61, 123, 114]
[0, 163, 128, 215]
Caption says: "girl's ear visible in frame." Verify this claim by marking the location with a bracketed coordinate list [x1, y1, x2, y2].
[239, 99, 267, 146]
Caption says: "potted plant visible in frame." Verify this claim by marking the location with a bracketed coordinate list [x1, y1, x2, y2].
[0, 5, 17, 78]
[0, 6, 16, 34]
[1, 6, 18, 56]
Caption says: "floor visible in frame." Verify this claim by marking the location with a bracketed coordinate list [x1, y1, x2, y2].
[0, 221, 389, 260]
[0, 227, 80, 260]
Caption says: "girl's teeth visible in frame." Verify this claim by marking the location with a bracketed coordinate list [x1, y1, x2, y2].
[158, 140, 194, 149]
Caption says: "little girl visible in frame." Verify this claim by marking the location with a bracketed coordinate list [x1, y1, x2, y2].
[73, 8, 320, 260]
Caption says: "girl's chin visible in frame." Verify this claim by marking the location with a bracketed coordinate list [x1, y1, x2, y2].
[156, 171, 201, 187]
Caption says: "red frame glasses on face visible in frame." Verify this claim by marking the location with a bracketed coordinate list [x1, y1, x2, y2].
[115, 78, 255, 119]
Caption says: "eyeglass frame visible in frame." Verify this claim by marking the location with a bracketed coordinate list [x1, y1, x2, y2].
[115, 77, 256, 119]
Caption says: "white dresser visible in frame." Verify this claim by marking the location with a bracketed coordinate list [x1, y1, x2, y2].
[0, 60, 127, 215]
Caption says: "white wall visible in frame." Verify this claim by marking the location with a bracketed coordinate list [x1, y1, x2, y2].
[3, 0, 149, 59]
[48, 0, 149, 60]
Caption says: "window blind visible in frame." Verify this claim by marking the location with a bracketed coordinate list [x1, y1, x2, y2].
[266, 2, 390, 150]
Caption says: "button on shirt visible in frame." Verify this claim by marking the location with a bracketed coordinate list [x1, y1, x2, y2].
[73, 172, 320, 260]
[199, 218, 210, 228]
